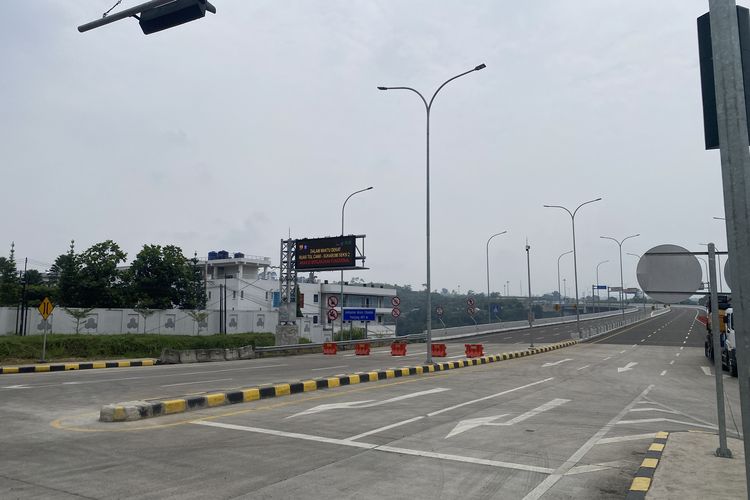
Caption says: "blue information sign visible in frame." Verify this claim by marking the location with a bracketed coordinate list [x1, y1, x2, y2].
[595, 285, 607, 290]
[343, 308, 376, 322]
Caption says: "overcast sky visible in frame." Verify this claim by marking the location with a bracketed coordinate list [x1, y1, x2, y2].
[1, 1, 735, 297]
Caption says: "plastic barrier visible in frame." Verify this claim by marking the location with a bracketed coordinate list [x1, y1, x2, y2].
[391, 341, 407, 356]
[355, 342, 371, 356]
[323, 342, 338, 355]
[431, 343, 447, 357]
[465, 344, 484, 358]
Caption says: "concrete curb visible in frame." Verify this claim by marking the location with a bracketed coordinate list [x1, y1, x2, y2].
[0, 359, 158, 375]
[99, 340, 579, 422]
[626, 431, 669, 499]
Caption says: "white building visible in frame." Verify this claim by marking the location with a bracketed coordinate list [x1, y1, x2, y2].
[201, 250, 398, 342]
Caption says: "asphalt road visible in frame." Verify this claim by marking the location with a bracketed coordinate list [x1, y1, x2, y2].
[0, 307, 739, 499]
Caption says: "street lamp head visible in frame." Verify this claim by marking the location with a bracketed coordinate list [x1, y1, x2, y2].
[474, 63, 487, 71]
[365, 186, 374, 190]
[377, 86, 388, 90]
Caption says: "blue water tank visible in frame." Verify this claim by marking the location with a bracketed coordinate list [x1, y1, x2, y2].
[234, 252, 245, 258]
[208, 251, 218, 260]
[217, 250, 229, 259]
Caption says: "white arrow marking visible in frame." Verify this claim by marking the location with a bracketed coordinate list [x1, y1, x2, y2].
[287, 387, 450, 418]
[446, 398, 570, 438]
[542, 359, 572, 368]
[701, 366, 712, 376]
[617, 362, 638, 373]
[445, 414, 510, 438]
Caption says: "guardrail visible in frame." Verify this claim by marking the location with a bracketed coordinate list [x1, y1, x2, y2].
[255, 306, 666, 357]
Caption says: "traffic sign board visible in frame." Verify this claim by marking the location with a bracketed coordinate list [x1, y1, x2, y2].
[467, 307, 476, 316]
[637, 244, 701, 304]
[391, 308, 401, 318]
[327, 296, 339, 308]
[491, 303, 501, 315]
[467, 297, 475, 307]
[391, 296, 401, 307]
[343, 308, 376, 322]
[327, 309, 339, 321]
[38, 297, 54, 320]
[595, 285, 607, 290]
[436, 306, 444, 317]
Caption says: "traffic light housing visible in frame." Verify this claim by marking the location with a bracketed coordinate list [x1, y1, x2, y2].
[139, 0, 210, 35]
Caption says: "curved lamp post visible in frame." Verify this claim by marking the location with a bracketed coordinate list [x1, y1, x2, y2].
[486, 231, 508, 324]
[557, 250, 573, 316]
[544, 198, 602, 333]
[600, 234, 640, 320]
[339, 186, 373, 340]
[378, 63, 486, 364]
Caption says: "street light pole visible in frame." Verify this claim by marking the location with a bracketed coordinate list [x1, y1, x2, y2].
[595, 260, 609, 313]
[526, 240, 534, 349]
[544, 198, 602, 334]
[340, 186, 373, 341]
[626, 253, 646, 312]
[486, 231, 508, 324]
[379, 63, 486, 364]
[600, 234, 640, 320]
[557, 250, 573, 317]
[701, 241, 724, 293]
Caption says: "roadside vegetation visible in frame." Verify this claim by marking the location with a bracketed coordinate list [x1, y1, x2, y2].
[0, 332, 275, 364]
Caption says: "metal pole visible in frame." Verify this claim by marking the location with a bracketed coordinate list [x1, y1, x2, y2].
[41, 320, 48, 363]
[544, 199, 602, 334]
[340, 187, 373, 341]
[526, 241, 534, 348]
[596, 260, 609, 314]
[558, 250, 572, 317]
[379, 64, 486, 365]
[709, 0, 750, 476]
[601, 235, 639, 320]
[78, 0, 216, 33]
[709, 243, 732, 457]
[486, 231, 508, 324]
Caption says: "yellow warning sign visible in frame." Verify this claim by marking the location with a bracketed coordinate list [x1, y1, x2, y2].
[38, 297, 54, 320]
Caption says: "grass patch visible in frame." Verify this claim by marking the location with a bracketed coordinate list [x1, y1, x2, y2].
[0, 332, 276, 364]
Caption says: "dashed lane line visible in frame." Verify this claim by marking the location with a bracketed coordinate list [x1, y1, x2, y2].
[660, 370, 667, 376]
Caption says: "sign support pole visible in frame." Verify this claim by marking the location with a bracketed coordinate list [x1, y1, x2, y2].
[709, 243, 732, 457]
[41, 321, 48, 363]
[709, 0, 750, 478]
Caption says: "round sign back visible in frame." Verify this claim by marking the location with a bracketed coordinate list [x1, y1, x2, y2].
[636, 244, 702, 304]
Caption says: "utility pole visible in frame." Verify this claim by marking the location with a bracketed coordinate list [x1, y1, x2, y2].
[708, 0, 750, 478]
[526, 240, 534, 349]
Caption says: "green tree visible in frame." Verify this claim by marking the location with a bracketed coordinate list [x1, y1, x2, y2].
[62, 307, 95, 334]
[49, 240, 81, 306]
[77, 240, 127, 308]
[126, 245, 205, 309]
[0, 255, 19, 306]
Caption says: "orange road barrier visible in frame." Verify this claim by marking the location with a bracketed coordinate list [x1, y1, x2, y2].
[355, 342, 371, 356]
[391, 341, 407, 356]
[323, 342, 338, 355]
[465, 343, 484, 358]
[431, 343, 447, 357]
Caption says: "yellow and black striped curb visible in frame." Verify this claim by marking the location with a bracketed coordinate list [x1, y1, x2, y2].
[626, 431, 669, 499]
[100, 340, 579, 422]
[0, 359, 158, 375]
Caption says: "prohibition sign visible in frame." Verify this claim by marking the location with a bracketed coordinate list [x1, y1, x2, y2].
[327, 309, 339, 321]
[391, 296, 401, 307]
[327, 296, 339, 308]
[391, 308, 401, 318]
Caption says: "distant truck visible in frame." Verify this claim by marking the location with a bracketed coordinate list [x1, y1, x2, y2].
[703, 294, 737, 377]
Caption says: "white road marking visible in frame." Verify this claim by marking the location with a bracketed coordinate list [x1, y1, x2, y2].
[619, 350, 626, 354]
[660, 370, 667, 376]
[193, 421, 555, 474]
[670, 360, 675, 365]
[311, 365, 348, 371]
[680, 346, 684, 350]
[576, 365, 590, 371]
[428, 378, 554, 417]
[630, 408, 678, 414]
[346, 416, 424, 441]
[597, 433, 657, 444]
[522, 385, 655, 500]
[603, 356, 611, 361]
[446, 399, 570, 438]
[701, 367, 712, 376]
[617, 362, 638, 373]
[445, 355, 466, 359]
[676, 353, 681, 357]
[616, 418, 717, 430]
[542, 359, 572, 368]
[161, 378, 232, 387]
[566, 461, 628, 475]
[288, 387, 450, 418]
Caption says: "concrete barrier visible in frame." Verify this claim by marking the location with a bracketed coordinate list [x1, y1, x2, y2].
[159, 346, 256, 364]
